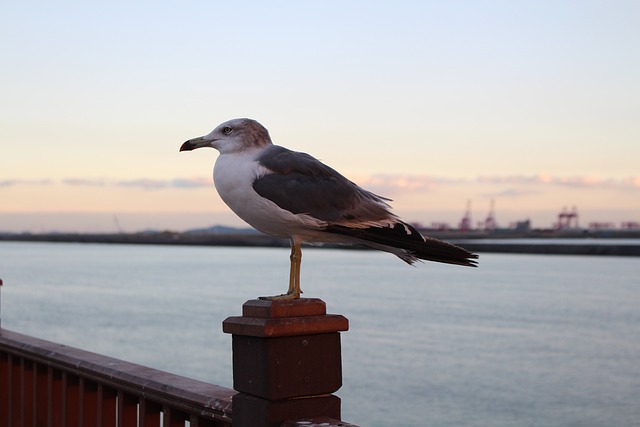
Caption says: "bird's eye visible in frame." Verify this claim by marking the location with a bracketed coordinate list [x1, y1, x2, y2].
[222, 126, 233, 135]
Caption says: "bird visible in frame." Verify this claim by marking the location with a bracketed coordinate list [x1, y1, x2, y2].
[180, 118, 477, 300]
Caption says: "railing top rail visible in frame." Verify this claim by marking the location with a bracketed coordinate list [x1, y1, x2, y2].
[0, 328, 234, 421]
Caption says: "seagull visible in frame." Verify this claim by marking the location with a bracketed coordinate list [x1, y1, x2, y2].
[180, 118, 478, 299]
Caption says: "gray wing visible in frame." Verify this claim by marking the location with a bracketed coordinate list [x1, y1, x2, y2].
[253, 145, 394, 224]
[253, 145, 479, 267]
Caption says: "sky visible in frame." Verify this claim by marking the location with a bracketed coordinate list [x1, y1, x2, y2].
[1, 1, 639, 233]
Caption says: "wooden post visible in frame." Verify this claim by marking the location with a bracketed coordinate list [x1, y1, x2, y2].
[222, 298, 348, 427]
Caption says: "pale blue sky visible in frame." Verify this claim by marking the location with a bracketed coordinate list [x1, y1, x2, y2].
[1, 1, 639, 232]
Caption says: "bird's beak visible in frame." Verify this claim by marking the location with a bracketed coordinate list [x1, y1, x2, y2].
[180, 136, 213, 152]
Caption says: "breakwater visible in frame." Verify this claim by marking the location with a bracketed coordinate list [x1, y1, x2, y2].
[448, 240, 640, 256]
[2, 231, 639, 256]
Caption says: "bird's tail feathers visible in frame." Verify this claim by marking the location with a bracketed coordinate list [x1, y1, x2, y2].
[326, 222, 478, 267]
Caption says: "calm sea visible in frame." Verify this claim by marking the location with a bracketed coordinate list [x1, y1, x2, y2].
[1, 241, 639, 427]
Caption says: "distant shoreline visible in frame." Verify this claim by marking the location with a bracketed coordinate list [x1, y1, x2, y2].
[2, 229, 639, 257]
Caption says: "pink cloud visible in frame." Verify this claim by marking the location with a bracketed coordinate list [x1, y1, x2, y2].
[355, 174, 465, 195]
[477, 174, 640, 190]
[482, 188, 542, 198]
[2, 174, 638, 193]
[63, 178, 108, 186]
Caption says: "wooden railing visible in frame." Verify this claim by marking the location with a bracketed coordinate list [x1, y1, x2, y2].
[0, 280, 358, 427]
[0, 328, 234, 426]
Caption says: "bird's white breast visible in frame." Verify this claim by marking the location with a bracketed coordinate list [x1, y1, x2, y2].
[213, 150, 326, 239]
[213, 150, 264, 207]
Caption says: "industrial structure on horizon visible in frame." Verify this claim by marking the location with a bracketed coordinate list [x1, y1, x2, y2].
[424, 201, 639, 233]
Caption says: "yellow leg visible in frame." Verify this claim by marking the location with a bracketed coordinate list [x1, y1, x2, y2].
[291, 242, 302, 298]
[260, 241, 303, 300]
[286, 243, 298, 294]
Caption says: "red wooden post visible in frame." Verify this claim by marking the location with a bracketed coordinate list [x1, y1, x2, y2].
[223, 298, 348, 427]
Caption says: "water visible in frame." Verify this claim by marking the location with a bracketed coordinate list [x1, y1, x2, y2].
[1, 241, 639, 427]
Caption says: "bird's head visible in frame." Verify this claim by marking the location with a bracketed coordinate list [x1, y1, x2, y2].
[180, 118, 272, 155]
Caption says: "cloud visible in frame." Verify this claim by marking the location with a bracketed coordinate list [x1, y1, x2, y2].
[355, 174, 465, 195]
[621, 176, 640, 188]
[2, 174, 638, 193]
[63, 178, 108, 187]
[57, 177, 212, 190]
[481, 188, 542, 198]
[116, 179, 170, 190]
[477, 175, 544, 185]
[110, 177, 210, 190]
[1, 177, 211, 190]
[169, 177, 212, 188]
[360, 174, 640, 195]
[114, 177, 211, 190]
[0, 179, 53, 187]
[477, 174, 640, 190]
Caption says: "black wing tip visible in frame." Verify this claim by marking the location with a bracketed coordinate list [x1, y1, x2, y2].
[465, 256, 479, 268]
[421, 252, 479, 268]
[466, 252, 480, 267]
[416, 237, 479, 268]
[327, 222, 480, 268]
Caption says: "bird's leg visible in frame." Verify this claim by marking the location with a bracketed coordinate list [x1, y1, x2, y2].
[280, 242, 302, 298]
[286, 243, 298, 295]
[259, 242, 303, 300]
[291, 242, 302, 298]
